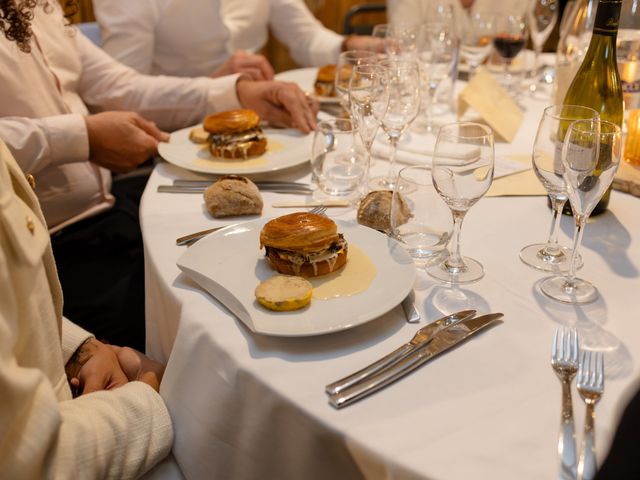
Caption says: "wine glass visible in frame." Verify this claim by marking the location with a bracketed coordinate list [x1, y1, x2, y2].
[492, 14, 528, 93]
[425, 122, 495, 284]
[370, 59, 421, 190]
[540, 119, 622, 303]
[348, 63, 389, 195]
[335, 50, 378, 115]
[311, 118, 365, 202]
[384, 23, 420, 60]
[527, 0, 559, 91]
[460, 12, 495, 79]
[415, 22, 458, 133]
[520, 105, 598, 272]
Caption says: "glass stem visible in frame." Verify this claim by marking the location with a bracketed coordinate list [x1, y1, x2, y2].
[385, 135, 399, 185]
[445, 209, 467, 272]
[543, 196, 566, 256]
[533, 45, 542, 78]
[361, 146, 371, 197]
[565, 215, 586, 288]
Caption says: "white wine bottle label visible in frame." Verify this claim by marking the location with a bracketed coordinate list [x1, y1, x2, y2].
[594, 0, 622, 36]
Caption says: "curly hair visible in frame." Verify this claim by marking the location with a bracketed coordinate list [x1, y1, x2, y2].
[0, 0, 79, 52]
[0, 0, 37, 53]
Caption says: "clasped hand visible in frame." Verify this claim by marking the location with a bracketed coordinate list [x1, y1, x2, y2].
[65, 338, 165, 397]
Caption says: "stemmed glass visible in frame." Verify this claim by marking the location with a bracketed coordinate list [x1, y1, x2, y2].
[460, 12, 495, 79]
[335, 50, 378, 116]
[425, 122, 495, 284]
[492, 15, 528, 93]
[541, 119, 622, 304]
[520, 105, 598, 272]
[415, 22, 458, 133]
[348, 63, 389, 195]
[382, 23, 420, 60]
[370, 59, 421, 190]
[527, 0, 559, 91]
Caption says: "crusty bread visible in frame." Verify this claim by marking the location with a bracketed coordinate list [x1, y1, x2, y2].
[357, 190, 412, 232]
[260, 212, 339, 252]
[209, 136, 267, 160]
[265, 247, 347, 278]
[203, 109, 261, 134]
[203, 175, 263, 218]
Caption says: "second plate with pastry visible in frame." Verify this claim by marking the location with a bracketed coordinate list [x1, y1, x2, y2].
[275, 67, 341, 104]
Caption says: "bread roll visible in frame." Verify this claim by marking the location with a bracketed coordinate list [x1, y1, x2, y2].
[203, 175, 263, 218]
[357, 190, 412, 232]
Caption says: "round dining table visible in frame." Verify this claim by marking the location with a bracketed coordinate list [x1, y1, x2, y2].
[140, 70, 640, 480]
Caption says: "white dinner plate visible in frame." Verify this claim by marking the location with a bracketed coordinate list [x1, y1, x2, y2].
[275, 67, 341, 104]
[177, 218, 416, 337]
[158, 125, 312, 175]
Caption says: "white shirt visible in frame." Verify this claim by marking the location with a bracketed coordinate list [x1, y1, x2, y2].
[0, 2, 241, 232]
[93, 0, 345, 77]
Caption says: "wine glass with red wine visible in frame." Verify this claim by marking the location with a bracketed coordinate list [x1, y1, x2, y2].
[492, 15, 527, 93]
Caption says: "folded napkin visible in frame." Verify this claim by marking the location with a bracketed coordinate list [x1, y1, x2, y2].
[372, 131, 529, 179]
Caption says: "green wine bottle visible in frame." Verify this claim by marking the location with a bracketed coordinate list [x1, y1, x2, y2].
[562, 0, 623, 216]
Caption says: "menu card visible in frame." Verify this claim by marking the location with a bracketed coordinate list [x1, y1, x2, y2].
[458, 67, 524, 143]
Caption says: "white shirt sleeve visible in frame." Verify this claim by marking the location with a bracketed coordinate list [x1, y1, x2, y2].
[75, 34, 242, 131]
[268, 0, 344, 67]
[0, 115, 89, 173]
[93, 0, 158, 74]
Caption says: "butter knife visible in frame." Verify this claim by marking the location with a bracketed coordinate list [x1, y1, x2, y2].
[325, 310, 476, 396]
[173, 179, 309, 188]
[328, 312, 504, 409]
[157, 185, 313, 194]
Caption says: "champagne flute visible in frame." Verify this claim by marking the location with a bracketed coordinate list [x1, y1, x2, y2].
[335, 50, 378, 115]
[415, 22, 458, 133]
[527, 0, 558, 86]
[348, 63, 389, 195]
[492, 14, 528, 93]
[370, 59, 421, 190]
[425, 122, 495, 284]
[520, 105, 598, 272]
[460, 12, 494, 79]
[541, 119, 621, 304]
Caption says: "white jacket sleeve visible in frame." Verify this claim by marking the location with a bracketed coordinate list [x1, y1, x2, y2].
[0, 115, 89, 173]
[268, 0, 344, 67]
[93, 0, 158, 74]
[0, 286, 173, 480]
[75, 34, 241, 131]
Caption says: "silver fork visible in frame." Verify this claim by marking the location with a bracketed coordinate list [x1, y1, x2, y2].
[577, 350, 605, 480]
[551, 327, 580, 480]
[309, 205, 327, 216]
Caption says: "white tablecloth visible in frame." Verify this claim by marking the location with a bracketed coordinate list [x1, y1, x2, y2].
[141, 92, 640, 479]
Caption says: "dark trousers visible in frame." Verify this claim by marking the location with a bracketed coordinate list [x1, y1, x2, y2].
[51, 174, 148, 351]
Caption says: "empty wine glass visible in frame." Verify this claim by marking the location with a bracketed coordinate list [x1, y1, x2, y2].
[335, 50, 378, 115]
[541, 119, 621, 303]
[520, 104, 598, 272]
[460, 12, 495, 78]
[415, 22, 458, 133]
[493, 14, 528, 93]
[527, 0, 559, 91]
[425, 122, 495, 284]
[349, 63, 389, 195]
[384, 23, 420, 60]
[370, 59, 421, 190]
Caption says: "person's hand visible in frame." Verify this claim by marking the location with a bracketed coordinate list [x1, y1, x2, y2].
[108, 345, 166, 392]
[236, 79, 318, 133]
[84, 111, 170, 174]
[211, 50, 275, 81]
[65, 338, 129, 397]
[343, 35, 384, 54]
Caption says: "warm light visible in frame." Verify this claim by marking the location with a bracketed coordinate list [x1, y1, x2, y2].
[624, 109, 640, 166]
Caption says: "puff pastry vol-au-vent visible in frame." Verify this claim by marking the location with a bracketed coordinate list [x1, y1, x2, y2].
[190, 109, 267, 160]
[259, 212, 348, 278]
[203, 175, 263, 218]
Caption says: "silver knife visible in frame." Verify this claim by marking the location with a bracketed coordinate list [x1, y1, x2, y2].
[401, 292, 420, 324]
[173, 179, 310, 188]
[328, 312, 504, 409]
[325, 310, 476, 396]
[157, 185, 312, 194]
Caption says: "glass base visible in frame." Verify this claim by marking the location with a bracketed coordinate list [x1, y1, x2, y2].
[312, 189, 359, 206]
[425, 255, 485, 285]
[368, 174, 396, 191]
[540, 276, 599, 304]
[519, 243, 583, 273]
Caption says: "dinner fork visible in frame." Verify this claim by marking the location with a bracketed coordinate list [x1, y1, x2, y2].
[551, 326, 579, 480]
[577, 350, 604, 480]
